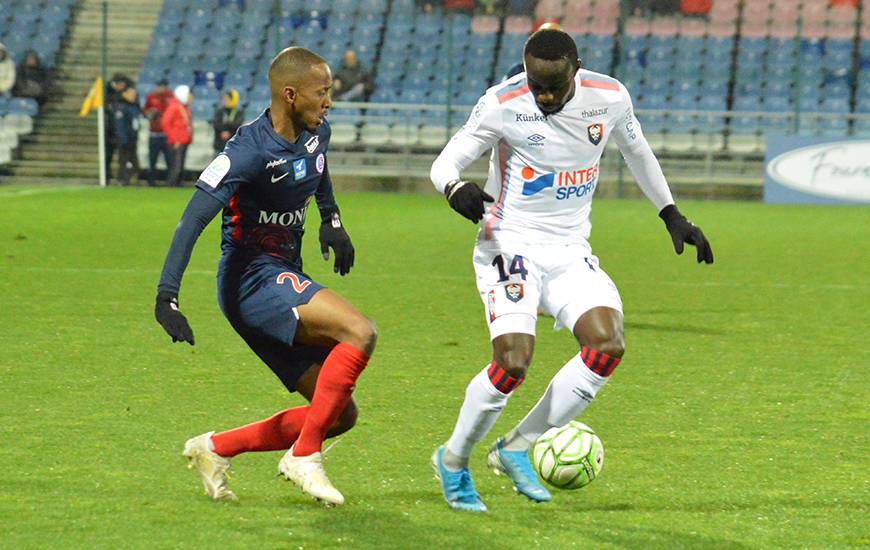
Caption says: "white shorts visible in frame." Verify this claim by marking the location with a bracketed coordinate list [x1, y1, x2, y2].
[473, 241, 623, 339]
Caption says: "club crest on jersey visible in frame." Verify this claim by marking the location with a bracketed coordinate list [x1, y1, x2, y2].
[293, 159, 307, 180]
[304, 135, 319, 154]
[587, 123, 604, 145]
[316, 153, 325, 174]
[505, 283, 524, 303]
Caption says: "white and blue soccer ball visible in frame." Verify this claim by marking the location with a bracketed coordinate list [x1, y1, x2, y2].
[532, 421, 604, 490]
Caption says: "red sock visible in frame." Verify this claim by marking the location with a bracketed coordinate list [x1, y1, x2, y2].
[211, 406, 309, 458]
[487, 361, 524, 394]
[580, 346, 621, 377]
[293, 343, 369, 456]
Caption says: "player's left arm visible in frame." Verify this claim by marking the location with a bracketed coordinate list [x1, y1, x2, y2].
[611, 86, 714, 264]
[315, 157, 354, 276]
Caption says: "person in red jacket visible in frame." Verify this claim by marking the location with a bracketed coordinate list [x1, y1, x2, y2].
[162, 84, 194, 187]
[143, 79, 174, 186]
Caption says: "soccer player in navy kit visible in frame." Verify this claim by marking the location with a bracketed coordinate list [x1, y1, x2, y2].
[154, 47, 376, 506]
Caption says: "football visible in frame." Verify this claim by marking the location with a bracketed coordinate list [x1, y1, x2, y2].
[532, 421, 604, 490]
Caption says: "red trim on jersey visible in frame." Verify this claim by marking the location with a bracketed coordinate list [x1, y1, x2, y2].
[581, 79, 620, 92]
[485, 139, 510, 240]
[228, 193, 243, 241]
[497, 85, 529, 104]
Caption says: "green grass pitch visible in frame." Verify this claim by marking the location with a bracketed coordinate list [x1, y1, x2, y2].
[0, 186, 867, 549]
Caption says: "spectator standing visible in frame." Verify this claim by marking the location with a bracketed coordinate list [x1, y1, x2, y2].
[104, 73, 135, 177]
[332, 50, 373, 101]
[143, 79, 174, 186]
[0, 43, 15, 96]
[114, 87, 141, 186]
[162, 84, 194, 187]
[13, 50, 49, 104]
[212, 88, 244, 153]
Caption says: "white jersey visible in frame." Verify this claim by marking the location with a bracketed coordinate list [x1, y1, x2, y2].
[431, 69, 674, 246]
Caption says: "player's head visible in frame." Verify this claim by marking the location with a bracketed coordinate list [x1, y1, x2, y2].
[269, 47, 332, 132]
[523, 29, 580, 116]
[343, 49, 358, 68]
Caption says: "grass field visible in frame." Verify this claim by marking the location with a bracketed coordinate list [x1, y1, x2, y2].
[0, 186, 867, 549]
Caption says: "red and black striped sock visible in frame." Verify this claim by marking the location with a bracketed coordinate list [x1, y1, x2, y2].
[487, 361, 524, 394]
[580, 347, 621, 377]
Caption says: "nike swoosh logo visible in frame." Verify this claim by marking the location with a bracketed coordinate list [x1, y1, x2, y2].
[271, 172, 289, 183]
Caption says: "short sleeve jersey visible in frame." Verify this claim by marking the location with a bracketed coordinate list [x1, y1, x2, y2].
[195, 109, 332, 270]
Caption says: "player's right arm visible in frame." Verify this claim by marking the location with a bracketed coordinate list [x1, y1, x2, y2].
[154, 148, 248, 344]
[430, 93, 501, 223]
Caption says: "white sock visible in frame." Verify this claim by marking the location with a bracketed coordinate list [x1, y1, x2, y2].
[444, 366, 512, 469]
[503, 351, 608, 450]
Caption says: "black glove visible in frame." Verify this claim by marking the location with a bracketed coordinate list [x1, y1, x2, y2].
[155, 292, 195, 345]
[320, 211, 355, 276]
[659, 204, 714, 264]
[445, 180, 494, 223]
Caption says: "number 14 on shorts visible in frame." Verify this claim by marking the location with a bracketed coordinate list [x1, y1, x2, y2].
[492, 254, 527, 282]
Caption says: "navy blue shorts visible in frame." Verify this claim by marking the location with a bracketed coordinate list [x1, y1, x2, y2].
[217, 255, 331, 392]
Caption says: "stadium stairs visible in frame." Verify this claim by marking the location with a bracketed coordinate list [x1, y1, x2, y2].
[3, 0, 160, 186]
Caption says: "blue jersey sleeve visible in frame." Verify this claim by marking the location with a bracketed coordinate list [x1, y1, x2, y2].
[193, 138, 258, 205]
[156, 189, 225, 296]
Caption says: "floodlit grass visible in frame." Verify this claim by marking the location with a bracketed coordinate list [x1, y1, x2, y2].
[0, 186, 867, 549]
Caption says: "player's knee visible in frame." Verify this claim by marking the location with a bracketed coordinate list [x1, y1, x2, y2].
[494, 348, 532, 379]
[587, 333, 625, 359]
[343, 315, 378, 355]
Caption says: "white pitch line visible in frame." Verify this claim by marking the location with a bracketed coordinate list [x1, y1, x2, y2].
[0, 185, 95, 198]
[0, 265, 865, 291]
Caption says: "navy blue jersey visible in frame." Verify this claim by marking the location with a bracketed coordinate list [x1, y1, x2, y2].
[196, 108, 337, 270]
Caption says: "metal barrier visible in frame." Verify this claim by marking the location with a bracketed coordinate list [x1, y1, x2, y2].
[325, 101, 870, 191]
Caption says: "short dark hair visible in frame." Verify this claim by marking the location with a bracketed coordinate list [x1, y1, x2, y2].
[523, 29, 578, 63]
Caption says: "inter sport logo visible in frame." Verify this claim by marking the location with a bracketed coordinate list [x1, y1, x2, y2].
[520, 165, 599, 200]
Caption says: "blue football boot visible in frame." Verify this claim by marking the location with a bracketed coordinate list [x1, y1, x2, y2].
[486, 438, 552, 502]
[431, 446, 488, 512]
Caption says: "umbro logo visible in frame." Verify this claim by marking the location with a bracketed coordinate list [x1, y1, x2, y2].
[266, 158, 287, 169]
[527, 134, 545, 146]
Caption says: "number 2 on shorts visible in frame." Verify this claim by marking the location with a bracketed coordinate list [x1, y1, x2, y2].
[492, 254, 528, 282]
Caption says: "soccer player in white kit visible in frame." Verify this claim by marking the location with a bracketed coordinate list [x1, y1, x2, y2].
[429, 29, 713, 512]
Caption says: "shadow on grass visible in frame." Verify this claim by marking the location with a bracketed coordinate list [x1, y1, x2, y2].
[624, 321, 727, 335]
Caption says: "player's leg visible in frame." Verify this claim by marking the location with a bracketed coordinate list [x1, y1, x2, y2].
[278, 288, 375, 505]
[501, 253, 624, 454]
[147, 136, 159, 186]
[290, 288, 375, 456]
[206, 359, 358, 458]
[434, 246, 542, 511]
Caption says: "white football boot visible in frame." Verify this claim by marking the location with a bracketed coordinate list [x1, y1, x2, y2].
[182, 432, 237, 501]
[278, 445, 345, 505]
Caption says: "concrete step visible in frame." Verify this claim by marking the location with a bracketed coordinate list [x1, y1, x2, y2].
[8, 162, 100, 178]
[19, 148, 99, 161]
[0, 175, 100, 186]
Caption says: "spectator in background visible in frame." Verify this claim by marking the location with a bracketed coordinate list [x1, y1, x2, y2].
[0, 43, 16, 96]
[332, 50, 373, 101]
[212, 88, 244, 153]
[680, 0, 711, 16]
[162, 84, 193, 187]
[13, 50, 50, 104]
[114, 87, 141, 186]
[143, 79, 174, 187]
[105, 73, 135, 177]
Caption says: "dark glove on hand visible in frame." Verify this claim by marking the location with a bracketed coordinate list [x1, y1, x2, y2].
[155, 292, 195, 345]
[320, 211, 355, 276]
[659, 204, 714, 264]
[445, 180, 495, 223]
